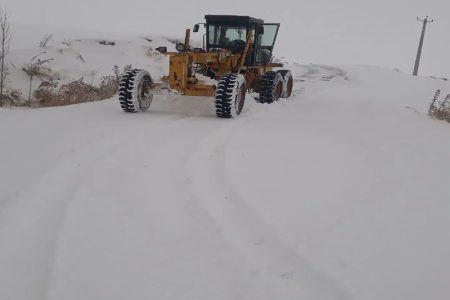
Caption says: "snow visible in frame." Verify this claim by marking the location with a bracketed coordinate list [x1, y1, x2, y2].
[6, 29, 177, 99]
[1, 31, 450, 300]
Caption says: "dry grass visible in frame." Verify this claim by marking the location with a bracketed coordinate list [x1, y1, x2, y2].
[22, 57, 54, 81]
[34, 81, 59, 105]
[37, 80, 100, 107]
[35, 65, 132, 107]
[0, 89, 23, 106]
[99, 75, 118, 98]
[39, 34, 53, 48]
[98, 40, 115, 46]
[428, 89, 450, 122]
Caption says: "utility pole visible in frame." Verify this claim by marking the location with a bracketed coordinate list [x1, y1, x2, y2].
[413, 16, 433, 76]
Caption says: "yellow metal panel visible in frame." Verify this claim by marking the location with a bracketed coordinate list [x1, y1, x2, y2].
[169, 54, 189, 93]
[185, 84, 216, 97]
[237, 31, 254, 72]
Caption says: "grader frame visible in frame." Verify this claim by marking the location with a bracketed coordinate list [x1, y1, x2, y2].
[118, 15, 293, 118]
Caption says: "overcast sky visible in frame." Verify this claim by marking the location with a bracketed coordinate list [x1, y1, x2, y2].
[2, 0, 450, 78]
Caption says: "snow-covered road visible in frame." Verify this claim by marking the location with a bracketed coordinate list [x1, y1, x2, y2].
[1, 65, 450, 300]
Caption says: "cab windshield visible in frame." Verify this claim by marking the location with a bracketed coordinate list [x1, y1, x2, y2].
[208, 25, 247, 48]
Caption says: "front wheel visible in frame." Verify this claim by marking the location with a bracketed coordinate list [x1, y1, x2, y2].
[215, 73, 246, 118]
[118, 69, 153, 113]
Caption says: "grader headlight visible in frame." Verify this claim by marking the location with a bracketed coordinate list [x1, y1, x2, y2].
[155, 46, 167, 53]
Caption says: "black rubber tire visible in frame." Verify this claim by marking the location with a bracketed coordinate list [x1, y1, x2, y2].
[259, 71, 283, 104]
[278, 70, 293, 98]
[118, 69, 153, 113]
[215, 73, 246, 118]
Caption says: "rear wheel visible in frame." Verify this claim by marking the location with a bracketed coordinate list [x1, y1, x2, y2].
[215, 73, 246, 118]
[279, 70, 293, 98]
[259, 71, 283, 103]
[118, 69, 153, 113]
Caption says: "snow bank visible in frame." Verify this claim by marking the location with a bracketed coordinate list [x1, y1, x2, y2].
[5, 27, 178, 102]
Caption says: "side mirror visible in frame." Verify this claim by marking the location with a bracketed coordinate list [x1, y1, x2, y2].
[193, 24, 200, 33]
[155, 46, 167, 53]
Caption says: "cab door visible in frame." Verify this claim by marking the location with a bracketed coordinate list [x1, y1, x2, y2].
[254, 23, 280, 65]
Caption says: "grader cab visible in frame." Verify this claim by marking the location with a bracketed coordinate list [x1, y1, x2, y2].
[118, 15, 293, 118]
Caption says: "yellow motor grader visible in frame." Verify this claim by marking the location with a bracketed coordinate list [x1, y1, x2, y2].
[118, 15, 293, 118]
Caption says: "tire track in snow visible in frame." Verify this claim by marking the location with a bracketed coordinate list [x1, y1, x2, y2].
[0, 68, 347, 300]
[295, 64, 348, 83]
[0, 132, 140, 300]
[289, 64, 348, 97]
[42, 114, 199, 300]
[187, 110, 354, 299]
[0, 113, 186, 300]
[45, 113, 273, 300]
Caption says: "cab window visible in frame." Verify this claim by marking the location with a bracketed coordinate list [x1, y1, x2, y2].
[208, 25, 247, 47]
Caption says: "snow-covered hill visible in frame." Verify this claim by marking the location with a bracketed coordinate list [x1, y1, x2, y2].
[1, 32, 450, 300]
[4, 30, 181, 104]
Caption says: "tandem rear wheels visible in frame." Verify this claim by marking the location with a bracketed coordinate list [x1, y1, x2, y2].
[258, 70, 293, 104]
[214, 70, 294, 118]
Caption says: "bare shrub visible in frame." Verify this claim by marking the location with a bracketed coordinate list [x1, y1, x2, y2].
[34, 81, 59, 105]
[113, 64, 131, 84]
[428, 89, 440, 116]
[58, 79, 99, 104]
[76, 54, 86, 63]
[98, 40, 115, 46]
[0, 8, 12, 106]
[1, 89, 23, 106]
[436, 94, 450, 122]
[428, 89, 450, 122]
[7, 89, 21, 100]
[99, 75, 118, 98]
[22, 59, 53, 80]
[22, 53, 54, 102]
[34, 79, 100, 107]
[112, 65, 120, 83]
[39, 34, 53, 48]
[34, 65, 134, 107]
[61, 39, 72, 47]
[98, 65, 132, 99]
[37, 77, 116, 107]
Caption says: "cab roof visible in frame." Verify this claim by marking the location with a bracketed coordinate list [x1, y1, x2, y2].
[205, 15, 264, 26]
